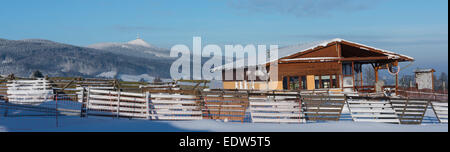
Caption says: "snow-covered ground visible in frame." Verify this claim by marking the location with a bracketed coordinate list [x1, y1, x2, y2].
[0, 100, 447, 132]
[0, 116, 447, 132]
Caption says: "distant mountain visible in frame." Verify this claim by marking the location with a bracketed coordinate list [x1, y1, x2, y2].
[0, 38, 174, 78]
[89, 38, 236, 80]
[88, 38, 171, 59]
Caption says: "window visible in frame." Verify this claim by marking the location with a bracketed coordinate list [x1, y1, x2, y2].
[313, 75, 339, 89]
[321, 75, 331, 88]
[342, 63, 352, 75]
[283, 77, 288, 90]
[283, 75, 308, 90]
[301, 76, 307, 89]
[332, 75, 338, 88]
[315, 76, 321, 89]
[289, 76, 299, 90]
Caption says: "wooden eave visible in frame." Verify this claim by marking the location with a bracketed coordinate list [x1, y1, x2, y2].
[278, 40, 414, 63]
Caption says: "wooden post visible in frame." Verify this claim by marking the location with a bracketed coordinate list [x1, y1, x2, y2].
[298, 93, 303, 123]
[418, 99, 430, 124]
[360, 67, 363, 89]
[352, 61, 355, 92]
[374, 66, 379, 83]
[55, 92, 58, 128]
[80, 88, 85, 117]
[86, 88, 90, 117]
[395, 74, 399, 95]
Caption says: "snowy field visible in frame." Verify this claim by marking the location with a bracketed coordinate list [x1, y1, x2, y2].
[0, 100, 447, 132]
[0, 116, 447, 132]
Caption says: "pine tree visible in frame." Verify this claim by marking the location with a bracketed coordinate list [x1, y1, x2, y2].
[30, 70, 44, 78]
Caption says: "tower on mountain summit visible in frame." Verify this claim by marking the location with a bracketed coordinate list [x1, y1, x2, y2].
[127, 34, 152, 48]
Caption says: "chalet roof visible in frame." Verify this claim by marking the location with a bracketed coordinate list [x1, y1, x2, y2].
[213, 38, 414, 71]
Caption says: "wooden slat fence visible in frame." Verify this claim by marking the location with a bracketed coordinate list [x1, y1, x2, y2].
[51, 78, 117, 104]
[301, 94, 346, 121]
[148, 93, 202, 120]
[0, 79, 7, 101]
[431, 101, 448, 123]
[202, 91, 249, 122]
[141, 82, 181, 93]
[390, 98, 429, 124]
[7, 78, 53, 104]
[86, 88, 150, 119]
[346, 96, 400, 123]
[249, 92, 305, 123]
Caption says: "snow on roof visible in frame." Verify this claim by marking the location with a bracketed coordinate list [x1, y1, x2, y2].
[281, 57, 342, 62]
[414, 69, 435, 73]
[213, 38, 414, 71]
[340, 39, 414, 60]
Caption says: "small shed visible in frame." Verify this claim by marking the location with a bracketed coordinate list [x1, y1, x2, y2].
[414, 69, 435, 90]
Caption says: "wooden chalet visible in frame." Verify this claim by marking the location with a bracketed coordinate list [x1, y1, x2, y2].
[216, 38, 414, 92]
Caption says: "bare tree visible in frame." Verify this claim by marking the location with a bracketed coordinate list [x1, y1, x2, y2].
[153, 76, 162, 83]
[399, 74, 415, 88]
[436, 72, 448, 91]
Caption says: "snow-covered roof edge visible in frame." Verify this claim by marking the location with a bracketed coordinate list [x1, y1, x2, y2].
[339, 39, 415, 61]
[414, 69, 435, 73]
[213, 38, 414, 71]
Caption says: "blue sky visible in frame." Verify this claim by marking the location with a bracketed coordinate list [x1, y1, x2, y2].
[0, 0, 448, 73]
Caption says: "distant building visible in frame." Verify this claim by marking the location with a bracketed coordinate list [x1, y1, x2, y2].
[215, 38, 414, 92]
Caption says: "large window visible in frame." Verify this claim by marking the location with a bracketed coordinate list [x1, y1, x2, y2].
[321, 75, 331, 88]
[315, 74, 339, 89]
[342, 63, 352, 75]
[283, 75, 307, 90]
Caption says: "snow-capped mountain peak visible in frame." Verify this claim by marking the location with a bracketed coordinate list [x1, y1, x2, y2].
[87, 37, 171, 58]
[127, 38, 152, 48]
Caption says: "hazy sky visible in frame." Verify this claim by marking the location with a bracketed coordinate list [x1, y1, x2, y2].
[0, 0, 448, 72]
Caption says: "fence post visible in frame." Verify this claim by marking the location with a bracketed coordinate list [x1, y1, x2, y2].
[80, 87, 85, 117]
[298, 92, 303, 123]
[145, 92, 150, 120]
[117, 90, 120, 118]
[55, 92, 58, 112]
[86, 88, 90, 117]
[55, 92, 59, 128]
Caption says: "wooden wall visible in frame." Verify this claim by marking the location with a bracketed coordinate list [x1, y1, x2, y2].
[277, 62, 341, 78]
[290, 44, 339, 58]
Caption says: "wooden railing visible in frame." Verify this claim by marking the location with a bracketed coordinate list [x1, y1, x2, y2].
[202, 90, 249, 122]
[397, 88, 448, 101]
